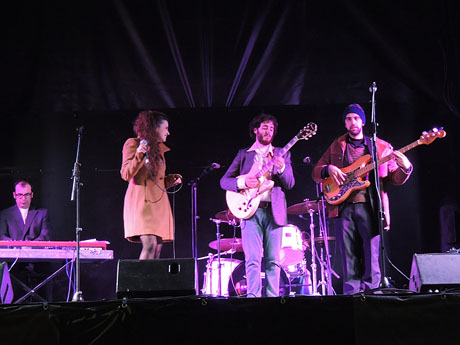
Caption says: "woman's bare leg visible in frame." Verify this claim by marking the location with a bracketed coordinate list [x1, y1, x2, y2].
[139, 235, 157, 260]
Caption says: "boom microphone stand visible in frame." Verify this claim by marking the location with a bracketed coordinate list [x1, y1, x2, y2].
[187, 163, 220, 294]
[70, 126, 84, 302]
[368, 82, 389, 289]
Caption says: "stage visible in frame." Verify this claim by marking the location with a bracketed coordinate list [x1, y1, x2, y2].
[1, 292, 458, 345]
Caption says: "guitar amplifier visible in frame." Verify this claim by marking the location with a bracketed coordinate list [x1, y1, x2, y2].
[116, 258, 197, 298]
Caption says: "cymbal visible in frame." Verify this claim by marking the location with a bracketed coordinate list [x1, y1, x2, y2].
[209, 238, 243, 252]
[215, 210, 239, 223]
[287, 200, 324, 215]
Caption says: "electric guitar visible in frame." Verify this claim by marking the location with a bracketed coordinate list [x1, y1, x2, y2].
[322, 128, 446, 205]
[226, 123, 317, 220]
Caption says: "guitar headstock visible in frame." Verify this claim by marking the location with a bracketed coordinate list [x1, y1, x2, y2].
[297, 122, 318, 140]
[419, 127, 446, 145]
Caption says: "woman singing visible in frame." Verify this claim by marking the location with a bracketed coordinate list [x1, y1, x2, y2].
[121, 110, 182, 259]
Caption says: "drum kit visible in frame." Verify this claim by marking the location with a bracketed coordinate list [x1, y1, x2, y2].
[286, 199, 335, 295]
[201, 198, 337, 297]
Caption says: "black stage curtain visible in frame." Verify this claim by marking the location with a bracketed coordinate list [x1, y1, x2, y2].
[1, 1, 460, 114]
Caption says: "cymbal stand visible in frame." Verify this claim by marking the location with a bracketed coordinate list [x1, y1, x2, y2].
[316, 183, 336, 295]
[317, 228, 335, 295]
[209, 218, 224, 296]
[201, 253, 215, 295]
[308, 209, 318, 295]
[317, 247, 327, 295]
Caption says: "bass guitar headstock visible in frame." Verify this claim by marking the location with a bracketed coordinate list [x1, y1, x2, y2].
[419, 127, 446, 145]
[297, 122, 317, 140]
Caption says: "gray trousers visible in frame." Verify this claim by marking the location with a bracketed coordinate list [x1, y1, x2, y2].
[241, 207, 282, 297]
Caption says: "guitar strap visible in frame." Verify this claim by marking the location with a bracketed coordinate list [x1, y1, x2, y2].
[364, 135, 375, 157]
[265, 151, 274, 178]
[267, 150, 273, 164]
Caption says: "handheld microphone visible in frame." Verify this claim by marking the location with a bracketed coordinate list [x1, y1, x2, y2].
[140, 139, 149, 164]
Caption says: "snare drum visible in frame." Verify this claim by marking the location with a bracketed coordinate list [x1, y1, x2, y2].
[202, 258, 242, 296]
[280, 224, 304, 266]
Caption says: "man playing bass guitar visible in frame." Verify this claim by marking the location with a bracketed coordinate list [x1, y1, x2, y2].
[220, 113, 295, 297]
[312, 104, 412, 295]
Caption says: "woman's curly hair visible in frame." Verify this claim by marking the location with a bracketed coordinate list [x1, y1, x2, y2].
[133, 110, 168, 177]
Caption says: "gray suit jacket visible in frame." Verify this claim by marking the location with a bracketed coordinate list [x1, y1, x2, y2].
[0, 205, 51, 241]
[220, 147, 295, 226]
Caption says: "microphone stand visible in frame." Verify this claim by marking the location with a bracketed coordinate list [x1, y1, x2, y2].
[70, 126, 84, 302]
[187, 164, 219, 294]
[368, 82, 389, 289]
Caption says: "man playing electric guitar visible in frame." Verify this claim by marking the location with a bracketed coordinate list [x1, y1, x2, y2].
[220, 113, 295, 297]
[312, 104, 412, 295]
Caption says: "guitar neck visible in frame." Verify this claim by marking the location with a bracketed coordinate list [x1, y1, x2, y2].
[358, 139, 420, 176]
[256, 136, 299, 178]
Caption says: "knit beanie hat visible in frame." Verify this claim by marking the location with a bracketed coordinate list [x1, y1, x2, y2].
[342, 104, 366, 124]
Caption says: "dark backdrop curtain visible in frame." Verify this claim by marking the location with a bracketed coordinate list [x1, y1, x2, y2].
[1, 0, 459, 113]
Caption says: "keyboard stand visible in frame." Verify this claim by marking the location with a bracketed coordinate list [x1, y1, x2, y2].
[12, 261, 73, 304]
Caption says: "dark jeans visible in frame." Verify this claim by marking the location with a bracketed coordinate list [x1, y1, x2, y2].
[333, 202, 380, 295]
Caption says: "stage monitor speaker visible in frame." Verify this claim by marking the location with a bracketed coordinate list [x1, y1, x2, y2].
[0, 262, 13, 304]
[409, 253, 460, 293]
[116, 258, 197, 298]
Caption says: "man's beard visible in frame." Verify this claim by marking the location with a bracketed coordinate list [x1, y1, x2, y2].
[347, 127, 362, 138]
[257, 133, 273, 145]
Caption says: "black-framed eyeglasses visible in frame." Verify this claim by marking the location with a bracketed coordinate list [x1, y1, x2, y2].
[15, 193, 32, 198]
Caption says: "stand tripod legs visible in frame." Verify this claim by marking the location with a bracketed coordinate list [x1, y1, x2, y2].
[308, 210, 318, 295]
[305, 204, 336, 296]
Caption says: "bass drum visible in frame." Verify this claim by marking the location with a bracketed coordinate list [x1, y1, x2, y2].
[280, 224, 305, 266]
[202, 258, 242, 296]
[227, 262, 291, 297]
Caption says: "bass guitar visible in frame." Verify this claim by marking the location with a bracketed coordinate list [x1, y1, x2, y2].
[226, 122, 317, 220]
[322, 128, 446, 205]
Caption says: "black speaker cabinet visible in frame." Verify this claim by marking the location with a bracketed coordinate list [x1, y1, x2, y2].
[409, 253, 460, 292]
[116, 258, 197, 298]
[0, 262, 13, 304]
